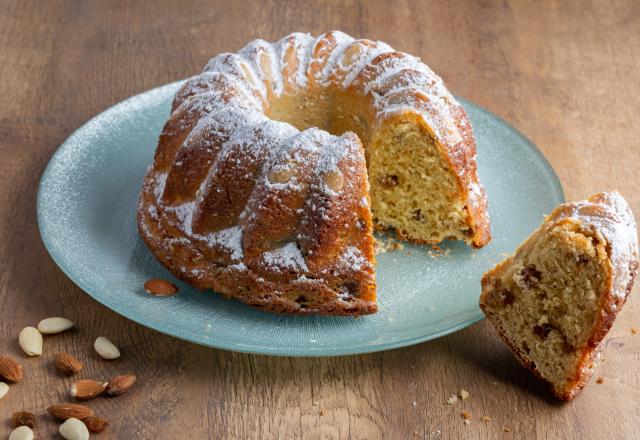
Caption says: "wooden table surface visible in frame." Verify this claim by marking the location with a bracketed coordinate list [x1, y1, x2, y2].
[1, 1, 639, 438]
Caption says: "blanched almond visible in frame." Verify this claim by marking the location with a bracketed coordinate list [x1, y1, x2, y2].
[0, 382, 9, 399]
[0, 355, 24, 382]
[94, 336, 120, 359]
[59, 417, 90, 440]
[47, 403, 94, 420]
[54, 352, 83, 376]
[106, 374, 136, 395]
[144, 278, 178, 296]
[71, 379, 107, 400]
[8, 426, 34, 440]
[38, 317, 74, 334]
[18, 327, 43, 356]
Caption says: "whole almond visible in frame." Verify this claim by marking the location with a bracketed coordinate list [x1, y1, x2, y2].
[83, 416, 109, 433]
[0, 382, 9, 399]
[18, 327, 43, 356]
[8, 426, 34, 440]
[0, 355, 24, 382]
[12, 411, 36, 428]
[94, 336, 120, 359]
[54, 352, 83, 376]
[59, 417, 90, 440]
[106, 374, 136, 395]
[38, 317, 74, 334]
[144, 278, 178, 296]
[71, 379, 107, 400]
[47, 403, 94, 420]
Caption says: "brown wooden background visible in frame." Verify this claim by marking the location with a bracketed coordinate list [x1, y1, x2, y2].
[1, 1, 639, 438]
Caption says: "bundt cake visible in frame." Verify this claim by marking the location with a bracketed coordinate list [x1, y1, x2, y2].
[480, 191, 638, 400]
[138, 31, 491, 315]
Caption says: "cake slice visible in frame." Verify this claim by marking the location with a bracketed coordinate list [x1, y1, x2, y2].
[480, 191, 638, 401]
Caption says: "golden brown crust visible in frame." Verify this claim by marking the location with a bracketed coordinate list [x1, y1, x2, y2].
[480, 191, 638, 400]
[138, 31, 491, 315]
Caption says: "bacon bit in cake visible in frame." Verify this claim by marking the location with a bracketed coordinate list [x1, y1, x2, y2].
[481, 416, 492, 422]
[504, 427, 512, 433]
[446, 394, 458, 405]
[596, 377, 604, 384]
[459, 389, 470, 400]
[631, 327, 638, 335]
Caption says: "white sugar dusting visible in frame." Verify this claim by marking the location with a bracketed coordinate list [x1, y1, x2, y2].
[143, 30, 484, 293]
[262, 242, 308, 272]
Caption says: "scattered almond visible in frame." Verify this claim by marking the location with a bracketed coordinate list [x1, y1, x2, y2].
[459, 389, 470, 400]
[83, 415, 109, 433]
[504, 427, 512, 432]
[596, 377, 604, 384]
[12, 411, 36, 428]
[38, 317, 74, 334]
[18, 327, 43, 356]
[144, 278, 178, 296]
[59, 417, 90, 440]
[71, 379, 108, 400]
[94, 336, 120, 359]
[0, 355, 24, 382]
[461, 410, 471, 420]
[631, 327, 638, 335]
[8, 426, 34, 440]
[54, 352, 83, 376]
[0, 381, 9, 399]
[107, 374, 136, 395]
[481, 416, 492, 422]
[47, 403, 94, 420]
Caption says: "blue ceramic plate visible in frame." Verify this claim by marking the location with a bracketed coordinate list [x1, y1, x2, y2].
[37, 81, 564, 356]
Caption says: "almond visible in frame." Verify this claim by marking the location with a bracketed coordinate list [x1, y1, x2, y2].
[0, 382, 9, 399]
[47, 403, 94, 420]
[12, 411, 36, 428]
[71, 379, 107, 400]
[144, 278, 178, 296]
[38, 317, 74, 334]
[94, 336, 120, 359]
[106, 374, 136, 395]
[18, 327, 43, 356]
[59, 417, 90, 440]
[83, 416, 109, 433]
[0, 355, 24, 382]
[8, 426, 34, 440]
[54, 352, 83, 376]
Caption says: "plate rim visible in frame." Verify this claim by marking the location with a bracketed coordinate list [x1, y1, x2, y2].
[36, 79, 565, 357]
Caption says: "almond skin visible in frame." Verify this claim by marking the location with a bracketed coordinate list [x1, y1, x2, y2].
[12, 411, 36, 428]
[83, 416, 109, 433]
[54, 352, 83, 376]
[47, 403, 94, 420]
[106, 374, 137, 395]
[0, 356, 24, 382]
[144, 278, 178, 296]
[71, 379, 108, 400]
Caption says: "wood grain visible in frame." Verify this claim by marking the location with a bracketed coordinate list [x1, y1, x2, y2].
[1, 0, 639, 438]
